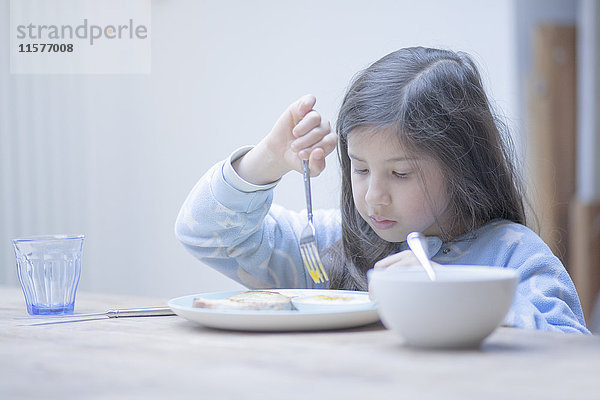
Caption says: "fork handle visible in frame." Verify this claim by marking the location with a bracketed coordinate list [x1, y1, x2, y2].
[302, 160, 313, 223]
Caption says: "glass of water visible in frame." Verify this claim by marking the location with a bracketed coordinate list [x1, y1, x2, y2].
[12, 234, 85, 315]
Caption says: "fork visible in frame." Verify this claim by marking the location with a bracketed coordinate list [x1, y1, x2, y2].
[299, 159, 329, 284]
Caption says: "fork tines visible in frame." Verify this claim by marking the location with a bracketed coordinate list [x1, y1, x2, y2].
[299, 240, 329, 284]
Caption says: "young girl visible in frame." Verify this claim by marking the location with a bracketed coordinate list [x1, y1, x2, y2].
[175, 47, 589, 334]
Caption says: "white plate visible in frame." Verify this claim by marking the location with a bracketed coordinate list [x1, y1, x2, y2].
[168, 289, 379, 332]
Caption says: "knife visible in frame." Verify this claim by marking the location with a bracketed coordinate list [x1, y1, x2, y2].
[19, 307, 176, 326]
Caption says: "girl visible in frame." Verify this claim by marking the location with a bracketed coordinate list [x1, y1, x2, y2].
[175, 47, 589, 334]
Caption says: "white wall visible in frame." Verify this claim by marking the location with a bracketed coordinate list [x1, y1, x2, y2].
[0, 0, 518, 298]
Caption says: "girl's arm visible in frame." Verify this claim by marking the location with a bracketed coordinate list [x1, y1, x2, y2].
[503, 245, 591, 334]
[174, 152, 341, 289]
[464, 222, 590, 334]
[175, 95, 338, 289]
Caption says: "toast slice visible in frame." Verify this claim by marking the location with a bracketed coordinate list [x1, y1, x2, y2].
[192, 290, 293, 310]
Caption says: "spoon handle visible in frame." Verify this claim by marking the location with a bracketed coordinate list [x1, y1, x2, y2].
[406, 231, 437, 281]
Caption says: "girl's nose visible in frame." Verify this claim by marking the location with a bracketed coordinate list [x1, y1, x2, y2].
[365, 178, 391, 206]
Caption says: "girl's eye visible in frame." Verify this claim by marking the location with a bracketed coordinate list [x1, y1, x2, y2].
[353, 168, 369, 175]
[393, 171, 409, 179]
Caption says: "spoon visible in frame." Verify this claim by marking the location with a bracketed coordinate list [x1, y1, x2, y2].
[406, 231, 437, 281]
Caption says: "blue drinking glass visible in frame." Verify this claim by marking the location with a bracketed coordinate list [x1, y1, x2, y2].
[12, 234, 85, 315]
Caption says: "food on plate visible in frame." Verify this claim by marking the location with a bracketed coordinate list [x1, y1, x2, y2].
[192, 290, 293, 310]
[290, 292, 374, 312]
[294, 294, 371, 304]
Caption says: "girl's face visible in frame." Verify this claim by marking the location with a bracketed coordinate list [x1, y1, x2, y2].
[348, 127, 451, 242]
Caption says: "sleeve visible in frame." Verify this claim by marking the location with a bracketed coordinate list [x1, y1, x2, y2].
[174, 148, 341, 289]
[494, 224, 590, 334]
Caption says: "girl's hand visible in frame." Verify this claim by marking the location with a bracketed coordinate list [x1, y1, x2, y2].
[368, 250, 441, 299]
[234, 94, 338, 185]
[373, 250, 442, 270]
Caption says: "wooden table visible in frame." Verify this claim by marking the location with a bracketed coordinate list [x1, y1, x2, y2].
[1, 285, 599, 399]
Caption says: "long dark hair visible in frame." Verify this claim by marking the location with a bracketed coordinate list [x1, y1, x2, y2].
[325, 47, 526, 290]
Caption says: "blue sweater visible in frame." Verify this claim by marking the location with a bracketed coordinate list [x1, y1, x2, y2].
[175, 149, 590, 334]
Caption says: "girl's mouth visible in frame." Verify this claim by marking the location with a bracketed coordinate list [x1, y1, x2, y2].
[369, 216, 397, 230]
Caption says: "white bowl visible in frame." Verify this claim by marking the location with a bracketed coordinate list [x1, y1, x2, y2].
[368, 266, 518, 349]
